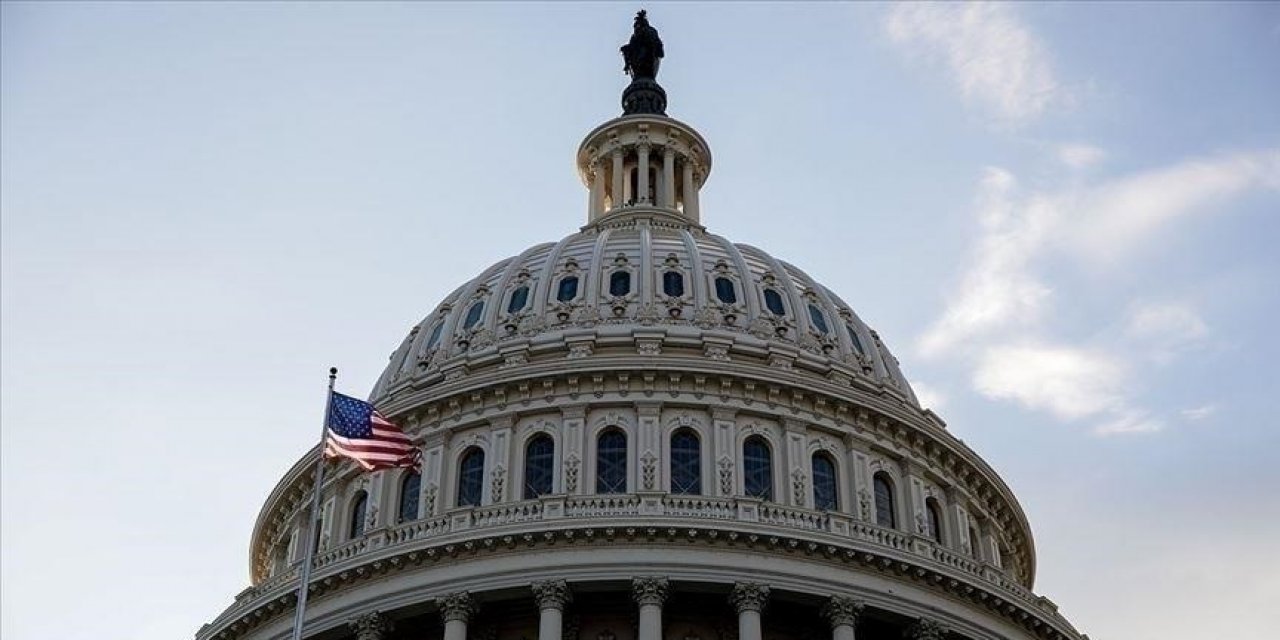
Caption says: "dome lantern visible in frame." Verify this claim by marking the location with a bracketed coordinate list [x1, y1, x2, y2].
[577, 12, 712, 228]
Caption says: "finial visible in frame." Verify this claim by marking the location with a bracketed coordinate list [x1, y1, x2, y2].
[329, 367, 338, 377]
[620, 10, 667, 115]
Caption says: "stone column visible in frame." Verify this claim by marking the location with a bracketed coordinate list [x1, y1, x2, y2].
[662, 147, 675, 207]
[532, 580, 572, 640]
[611, 149, 625, 209]
[729, 582, 770, 640]
[820, 596, 863, 640]
[590, 160, 605, 220]
[904, 617, 946, 640]
[632, 576, 670, 640]
[636, 143, 651, 204]
[681, 161, 694, 217]
[348, 611, 393, 640]
[439, 592, 477, 640]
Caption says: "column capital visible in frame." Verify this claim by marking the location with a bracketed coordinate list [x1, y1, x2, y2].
[532, 579, 573, 611]
[820, 596, 864, 628]
[631, 576, 671, 606]
[729, 582, 770, 614]
[905, 617, 946, 640]
[348, 611, 393, 640]
[438, 591, 478, 623]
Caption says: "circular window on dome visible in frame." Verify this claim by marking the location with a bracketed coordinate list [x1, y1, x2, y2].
[763, 288, 786, 316]
[556, 276, 580, 302]
[662, 271, 685, 297]
[463, 301, 485, 330]
[714, 277, 737, 304]
[609, 270, 632, 297]
[507, 286, 530, 314]
[807, 304, 830, 334]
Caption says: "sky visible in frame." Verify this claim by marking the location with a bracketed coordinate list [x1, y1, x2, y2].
[2, 3, 1278, 639]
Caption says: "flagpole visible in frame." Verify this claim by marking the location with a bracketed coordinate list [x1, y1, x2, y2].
[290, 366, 337, 640]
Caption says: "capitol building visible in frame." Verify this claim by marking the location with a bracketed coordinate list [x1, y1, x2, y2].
[198, 14, 1086, 640]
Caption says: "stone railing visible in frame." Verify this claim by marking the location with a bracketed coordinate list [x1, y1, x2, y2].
[222, 493, 1061, 640]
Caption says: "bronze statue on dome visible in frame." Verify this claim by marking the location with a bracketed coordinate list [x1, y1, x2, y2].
[621, 10, 664, 80]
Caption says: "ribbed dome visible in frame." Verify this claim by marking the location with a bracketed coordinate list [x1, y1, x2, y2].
[371, 222, 917, 407]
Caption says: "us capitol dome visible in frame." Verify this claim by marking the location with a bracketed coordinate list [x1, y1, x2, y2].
[199, 13, 1086, 640]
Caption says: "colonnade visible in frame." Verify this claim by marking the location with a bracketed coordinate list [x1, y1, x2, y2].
[345, 580, 950, 640]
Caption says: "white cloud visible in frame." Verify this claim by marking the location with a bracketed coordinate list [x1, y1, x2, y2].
[884, 2, 1062, 125]
[972, 344, 1126, 420]
[910, 380, 948, 411]
[1058, 143, 1106, 169]
[917, 150, 1279, 435]
[1180, 404, 1217, 421]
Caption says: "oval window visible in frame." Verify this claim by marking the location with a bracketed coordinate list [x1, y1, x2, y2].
[463, 301, 485, 329]
[808, 304, 830, 334]
[763, 289, 785, 316]
[507, 286, 529, 314]
[663, 271, 685, 297]
[610, 271, 632, 297]
[714, 277, 737, 304]
[556, 276, 579, 302]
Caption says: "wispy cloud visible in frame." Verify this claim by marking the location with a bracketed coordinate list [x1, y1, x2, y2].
[918, 150, 1279, 435]
[1058, 143, 1106, 170]
[884, 3, 1062, 125]
[910, 380, 948, 412]
[1180, 404, 1217, 422]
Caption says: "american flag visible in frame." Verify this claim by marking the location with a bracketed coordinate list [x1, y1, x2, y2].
[324, 392, 419, 471]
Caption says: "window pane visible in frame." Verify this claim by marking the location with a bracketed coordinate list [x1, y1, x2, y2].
[812, 454, 837, 511]
[663, 271, 685, 297]
[457, 449, 485, 507]
[463, 301, 485, 329]
[926, 499, 944, 543]
[349, 491, 368, 539]
[596, 430, 627, 493]
[743, 437, 772, 500]
[557, 276, 579, 302]
[714, 277, 737, 304]
[399, 472, 421, 522]
[764, 289, 786, 316]
[609, 271, 631, 297]
[845, 324, 865, 355]
[523, 435, 555, 499]
[507, 286, 530, 314]
[426, 323, 444, 349]
[670, 430, 701, 495]
[808, 304, 830, 334]
[874, 474, 896, 528]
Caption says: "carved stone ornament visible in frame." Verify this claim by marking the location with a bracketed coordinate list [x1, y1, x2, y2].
[490, 465, 507, 501]
[531, 579, 573, 611]
[904, 618, 946, 640]
[729, 582, 770, 614]
[791, 468, 807, 505]
[858, 489, 871, 521]
[424, 484, 438, 515]
[438, 591, 478, 623]
[563, 454, 581, 493]
[820, 596, 864, 629]
[348, 611, 393, 640]
[641, 451, 658, 490]
[718, 457, 734, 495]
[631, 576, 671, 606]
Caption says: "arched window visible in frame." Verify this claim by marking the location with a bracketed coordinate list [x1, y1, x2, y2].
[609, 271, 631, 297]
[398, 471, 421, 522]
[845, 324, 865, 355]
[763, 289, 786, 316]
[348, 490, 368, 540]
[425, 322, 444, 350]
[743, 436, 773, 500]
[811, 453, 838, 511]
[808, 304, 830, 334]
[456, 448, 485, 507]
[463, 301, 485, 329]
[873, 472, 897, 528]
[969, 525, 982, 559]
[714, 277, 737, 304]
[507, 286, 530, 314]
[557, 276, 580, 302]
[523, 434, 555, 499]
[663, 271, 685, 297]
[925, 497, 944, 543]
[596, 429, 628, 493]
[669, 429, 701, 495]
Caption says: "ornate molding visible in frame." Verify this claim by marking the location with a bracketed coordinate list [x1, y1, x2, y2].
[438, 591, 477, 623]
[905, 618, 947, 640]
[820, 596, 864, 628]
[532, 579, 573, 611]
[729, 582, 770, 614]
[631, 576, 670, 606]
[348, 611, 392, 640]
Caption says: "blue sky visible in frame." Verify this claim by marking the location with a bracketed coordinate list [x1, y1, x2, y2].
[2, 3, 1278, 639]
